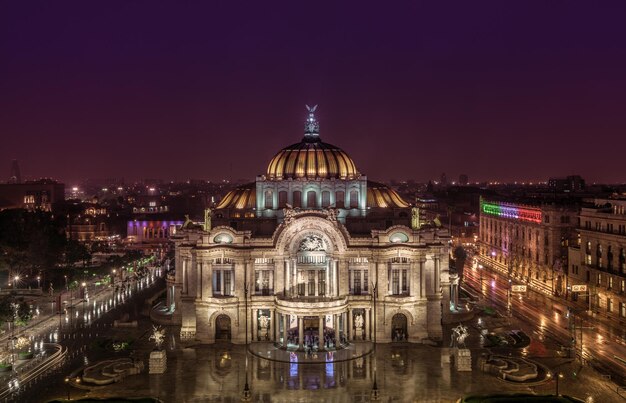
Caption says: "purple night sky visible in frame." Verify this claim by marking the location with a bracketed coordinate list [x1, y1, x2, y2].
[1, 1, 626, 184]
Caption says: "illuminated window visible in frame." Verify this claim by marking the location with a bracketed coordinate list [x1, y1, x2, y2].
[278, 191, 288, 208]
[336, 191, 345, 208]
[292, 191, 302, 208]
[307, 191, 317, 208]
[264, 190, 273, 209]
[321, 191, 331, 207]
[349, 190, 359, 208]
[149, 201, 156, 207]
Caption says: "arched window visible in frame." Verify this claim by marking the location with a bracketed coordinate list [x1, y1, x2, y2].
[321, 191, 331, 207]
[264, 190, 273, 209]
[293, 191, 302, 208]
[335, 191, 345, 208]
[349, 190, 359, 208]
[307, 190, 317, 208]
[607, 245, 614, 270]
[278, 191, 288, 208]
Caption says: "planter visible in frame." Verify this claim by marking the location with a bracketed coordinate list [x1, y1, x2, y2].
[18, 352, 34, 360]
[0, 364, 13, 372]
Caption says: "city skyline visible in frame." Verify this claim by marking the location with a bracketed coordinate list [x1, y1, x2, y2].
[2, 2, 626, 183]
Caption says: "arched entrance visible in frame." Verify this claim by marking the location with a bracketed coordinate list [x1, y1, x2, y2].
[215, 314, 231, 341]
[391, 313, 407, 342]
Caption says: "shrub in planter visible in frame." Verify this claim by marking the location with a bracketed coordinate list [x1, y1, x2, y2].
[0, 363, 12, 372]
[18, 351, 34, 360]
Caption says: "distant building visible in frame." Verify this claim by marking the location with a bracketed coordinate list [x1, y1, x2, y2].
[548, 175, 585, 192]
[478, 197, 578, 296]
[8, 159, 21, 184]
[567, 199, 626, 322]
[459, 174, 468, 186]
[0, 179, 65, 212]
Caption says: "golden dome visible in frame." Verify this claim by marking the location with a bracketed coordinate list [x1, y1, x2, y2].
[367, 181, 410, 208]
[266, 105, 359, 180]
[267, 140, 359, 180]
[215, 182, 256, 210]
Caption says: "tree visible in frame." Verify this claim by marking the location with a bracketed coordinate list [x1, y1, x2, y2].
[15, 300, 31, 326]
[453, 246, 468, 282]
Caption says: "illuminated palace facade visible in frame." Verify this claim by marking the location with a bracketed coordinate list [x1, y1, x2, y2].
[477, 198, 577, 296]
[170, 107, 451, 348]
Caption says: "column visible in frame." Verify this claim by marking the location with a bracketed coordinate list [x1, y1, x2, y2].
[364, 308, 370, 341]
[292, 259, 297, 297]
[434, 257, 440, 292]
[252, 309, 258, 342]
[419, 259, 426, 298]
[282, 260, 287, 295]
[348, 309, 353, 340]
[298, 316, 304, 349]
[318, 315, 324, 350]
[334, 260, 340, 296]
[270, 309, 275, 342]
[325, 261, 330, 296]
[282, 314, 288, 346]
[202, 262, 212, 300]
[334, 314, 339, 346]
[196, 262, 202, 299]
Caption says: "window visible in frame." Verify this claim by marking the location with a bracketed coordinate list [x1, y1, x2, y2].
[621, 280, 625, 293]
[278, 191, 288, 208]
[391, 269, 400, 295]
[607, 298, 612, 313]
[321, 190, 331, 207]
[607, 246, 614, 270]
[307, 190, 317, 208]
[597, 244, 603, 268]
[254, 270, 272, 295]
[335, 191, 345, 208]
[545, 215, 550, 223]
[608, 276, 613, 290]
[596, 273, 602, 286]
[620, 302, 626, 318]
[620, 248, 626, 273]
[349, 190, 359, 208]
[293, 191, 302, 208]
[264, 190, 273, 209]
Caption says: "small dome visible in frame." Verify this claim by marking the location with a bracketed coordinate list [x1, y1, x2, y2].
[215, 182, 256, 209]
[367, 181, 410, 208]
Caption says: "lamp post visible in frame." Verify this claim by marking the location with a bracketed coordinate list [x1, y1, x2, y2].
[64, 377, 71, 400]
[371, 280, 379, 400]
[555, 371, 563, 395]
[13, 275, 19, 290]
[478, 264, 484, 296]
[242, 262, 251, 401]
[37, 276, 41, 289]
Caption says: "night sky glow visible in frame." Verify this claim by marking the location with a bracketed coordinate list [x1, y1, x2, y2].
[1, 1, 626, 183]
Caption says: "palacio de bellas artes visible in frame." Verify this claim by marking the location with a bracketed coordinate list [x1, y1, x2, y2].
[168, 107, 459, 350]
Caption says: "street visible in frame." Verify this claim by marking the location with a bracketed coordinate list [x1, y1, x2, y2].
[463, 262, 626, 388]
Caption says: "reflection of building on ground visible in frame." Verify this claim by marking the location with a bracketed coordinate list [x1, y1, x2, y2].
[169, 107, 454, 347]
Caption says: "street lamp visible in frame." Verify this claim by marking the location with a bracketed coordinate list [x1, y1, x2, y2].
[37, 276, 41, 289]
[13, 275, 19, 290]
[555, 371, 563, 395]
[64, 377, 71, 400]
